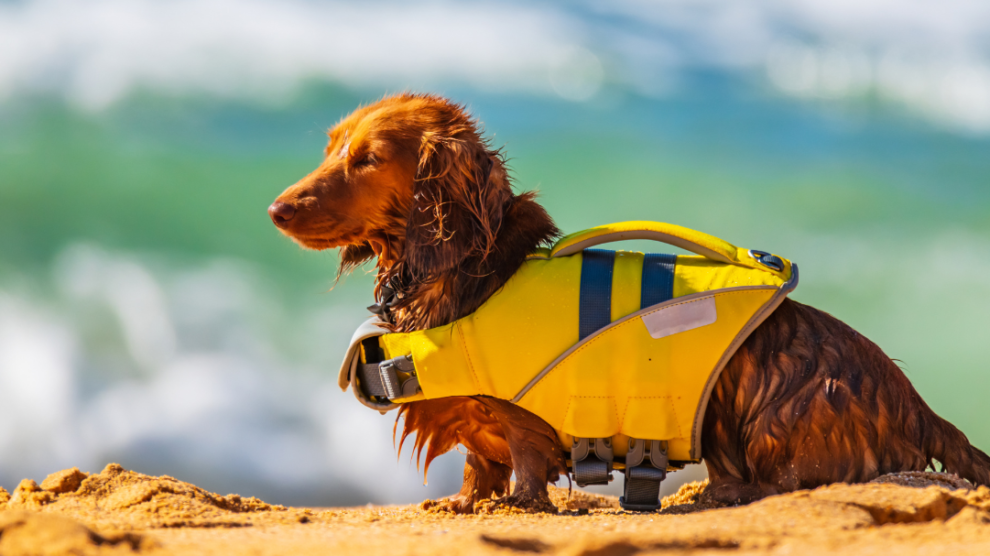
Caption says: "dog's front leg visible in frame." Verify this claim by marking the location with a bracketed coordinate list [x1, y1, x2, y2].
[477, 398, 567, 513]
[424, 452, 511, 514]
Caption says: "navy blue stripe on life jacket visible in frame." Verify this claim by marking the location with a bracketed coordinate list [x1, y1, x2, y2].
[641, 253, 676, 309]
[579, 249, 616, 340]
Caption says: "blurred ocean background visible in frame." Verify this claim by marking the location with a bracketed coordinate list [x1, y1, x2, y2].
[1, 0, 989, 506]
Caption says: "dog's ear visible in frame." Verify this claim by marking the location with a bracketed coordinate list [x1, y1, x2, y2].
[405, 133, 510, 279]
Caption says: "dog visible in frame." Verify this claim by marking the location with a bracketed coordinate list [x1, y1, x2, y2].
[269, 93, 990, 513]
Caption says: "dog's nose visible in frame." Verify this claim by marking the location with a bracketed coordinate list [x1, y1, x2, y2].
[268, 201, 296, 226]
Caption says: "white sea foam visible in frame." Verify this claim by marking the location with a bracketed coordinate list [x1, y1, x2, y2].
[0, 244, 464, 504]
[598, 0, 990, 132]
[2, 0, 990, 132]
[0, 0, 580, 109]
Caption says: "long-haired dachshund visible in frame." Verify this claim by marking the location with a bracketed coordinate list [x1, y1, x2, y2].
[269, 93, 990, 513]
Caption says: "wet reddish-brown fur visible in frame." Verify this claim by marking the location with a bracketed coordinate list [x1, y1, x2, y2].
[702, 299, 990, 505]
[270, 93, 990, 513]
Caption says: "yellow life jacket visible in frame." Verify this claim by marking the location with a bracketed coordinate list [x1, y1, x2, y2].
[338, 222, 797, 505]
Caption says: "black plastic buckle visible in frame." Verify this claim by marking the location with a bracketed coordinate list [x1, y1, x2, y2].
[571, 437, 614, 487]
[619, 439, 668, 512]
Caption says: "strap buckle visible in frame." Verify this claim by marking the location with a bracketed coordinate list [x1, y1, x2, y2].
[378, 355, 419, 399]
[571, 437, 614, 487]
[619, 439, 668, 512]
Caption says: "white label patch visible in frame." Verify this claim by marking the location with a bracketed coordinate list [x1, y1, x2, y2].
[640, 296, 717, 339]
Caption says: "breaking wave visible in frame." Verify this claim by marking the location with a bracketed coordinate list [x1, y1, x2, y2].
[0, 244, 465, 505]
[0, 0, 989, 131]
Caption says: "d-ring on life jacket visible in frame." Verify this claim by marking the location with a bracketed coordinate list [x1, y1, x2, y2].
[338, 221, 798, 511]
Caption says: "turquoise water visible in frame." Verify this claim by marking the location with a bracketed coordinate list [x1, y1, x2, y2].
[1, 75, 989, 504]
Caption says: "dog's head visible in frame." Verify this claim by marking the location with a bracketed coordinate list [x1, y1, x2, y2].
[269, 93, 513, 279]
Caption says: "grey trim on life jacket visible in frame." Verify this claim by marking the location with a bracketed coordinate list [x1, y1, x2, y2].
[688, 264, 799, 460]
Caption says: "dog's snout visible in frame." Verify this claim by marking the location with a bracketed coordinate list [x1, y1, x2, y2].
[268, 201, 296, 227]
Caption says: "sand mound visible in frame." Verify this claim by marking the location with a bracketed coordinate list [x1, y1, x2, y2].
[661, 478, 709, 510]
[0, 512, 147, 556]
[2, 466, 990, 555]
[548, 484, 620, 511]
[0, 463, 311, 530]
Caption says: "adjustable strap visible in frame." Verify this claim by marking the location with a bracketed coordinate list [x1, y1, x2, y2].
[571, 437, 614, 487]
[623, 466, 666, 510]
[357, 361, 390, 398]
[641, 253, 676, 309]
[580, 249, 678, 339]
[579, 249, 615, 340]
[620, 439, 668, 512]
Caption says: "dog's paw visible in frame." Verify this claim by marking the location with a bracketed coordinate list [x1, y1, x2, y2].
[420, 495, 476, 514]
[481, 492, 558, 515]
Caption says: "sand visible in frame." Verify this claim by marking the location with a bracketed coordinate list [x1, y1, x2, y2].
[2, 464, 990, 555]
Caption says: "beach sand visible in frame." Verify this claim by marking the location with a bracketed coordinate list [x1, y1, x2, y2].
[2, 464, 989, 555]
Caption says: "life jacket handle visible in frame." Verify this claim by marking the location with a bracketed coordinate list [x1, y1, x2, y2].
[551, 221, 736, 263]
[550, 220, 791, 281]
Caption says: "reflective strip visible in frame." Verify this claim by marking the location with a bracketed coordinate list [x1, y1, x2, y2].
[579, 249, 615, 340]
[640, 296, 717, 339]
[640, 253, 676, 309]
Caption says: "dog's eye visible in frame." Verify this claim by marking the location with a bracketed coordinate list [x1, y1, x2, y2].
[352, 153, 378, 169]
